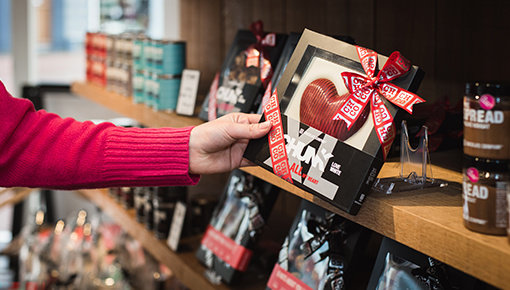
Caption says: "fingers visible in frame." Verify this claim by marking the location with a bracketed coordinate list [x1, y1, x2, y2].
[227, 112, 264, 125]
[227, 120, 271, 140]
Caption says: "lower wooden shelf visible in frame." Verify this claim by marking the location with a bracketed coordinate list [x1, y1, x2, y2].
[76, 189, 267, 290]
[242, 162, 510, 289]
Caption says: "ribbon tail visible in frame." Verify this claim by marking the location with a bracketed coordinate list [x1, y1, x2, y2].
[378, 83, 425, 114]
[263, 89, 293, 184]
[371, 94, 396, 159]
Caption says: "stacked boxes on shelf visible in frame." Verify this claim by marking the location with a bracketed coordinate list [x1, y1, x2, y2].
[133, 38, 186, 111]
[85, 32, 107, 87]
[85, 32, 186, 112]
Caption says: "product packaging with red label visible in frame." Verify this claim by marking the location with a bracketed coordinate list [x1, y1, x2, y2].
[196, 169, 279, 284]
[244, 29, 424, 214]
[198, 25, 287, 121]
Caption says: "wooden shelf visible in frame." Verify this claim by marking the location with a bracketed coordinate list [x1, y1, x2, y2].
[71, 82, 204, 128]
[71, 82, 510, 289]
[76, 189, 230, 290]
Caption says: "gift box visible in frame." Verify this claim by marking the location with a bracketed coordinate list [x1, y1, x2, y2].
[244, 29, 425, 215]
[266, 200, 369, 290]
[198, 23, 287, 121]
[195, 169, 279, 284]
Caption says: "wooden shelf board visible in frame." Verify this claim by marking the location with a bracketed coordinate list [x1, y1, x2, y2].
[71, 82, 204, 128]
[242, 164, 510, 289]
[76, 189, 228, 290]
[76, 189, 265, 290]
[71, 81, 510, 288]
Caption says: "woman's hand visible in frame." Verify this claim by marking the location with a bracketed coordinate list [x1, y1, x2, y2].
[188, 113, 271, 175]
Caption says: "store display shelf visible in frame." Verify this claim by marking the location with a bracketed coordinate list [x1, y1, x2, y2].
[243, 164, 510, 289]
[76, 189, 229, 290]
[71, 82, 204, 128]
[71, 82, 509, 288]
[76, 189, 266, 290]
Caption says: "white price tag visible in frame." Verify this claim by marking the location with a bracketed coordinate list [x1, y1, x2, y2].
[176, 69, 201, 116]
[167, 201, 187, 251]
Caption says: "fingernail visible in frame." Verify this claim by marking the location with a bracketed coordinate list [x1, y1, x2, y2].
[260, 121, 271, 129]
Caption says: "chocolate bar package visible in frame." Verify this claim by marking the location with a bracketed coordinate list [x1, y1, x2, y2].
[244, 29, 424, 214]
[196, 169, 279, 284]
[198, 28, 287, 121]
[266, 200, 369, 290]
[367, 238, 494, 290]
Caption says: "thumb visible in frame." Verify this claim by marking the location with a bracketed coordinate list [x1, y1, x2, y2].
[228, 120, 272, 140]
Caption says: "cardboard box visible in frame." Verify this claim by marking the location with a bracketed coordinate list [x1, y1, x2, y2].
[244, 29, 424, 215]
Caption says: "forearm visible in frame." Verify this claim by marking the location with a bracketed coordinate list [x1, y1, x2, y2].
[0, 82, 199, 189]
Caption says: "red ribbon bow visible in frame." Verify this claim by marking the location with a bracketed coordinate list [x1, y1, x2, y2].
[332, 46, 425, 158]
[245, 20, 275, 87]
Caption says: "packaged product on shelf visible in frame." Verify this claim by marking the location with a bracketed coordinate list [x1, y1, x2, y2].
[256, 32, 301, 114]
[464, 82, 510, 160]
[266, 200, 369, 290]
[198, 22, 288, 121]
[196, 169, 280, 284]
[244, 29, 425, 214]
[152, 186, 187, 240]
[133, 69, 146, 103]
[152, 40, 186, 75]
[462, 156, 509, 235]
[150, 74, 182, 112]
[367, 237, 492, 290]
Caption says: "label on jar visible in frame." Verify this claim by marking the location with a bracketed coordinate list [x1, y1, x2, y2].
[463, 167, 508, 234]
[464, 96, 510, 159]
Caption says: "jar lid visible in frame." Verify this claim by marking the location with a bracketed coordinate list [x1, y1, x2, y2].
[465, 82, 510, 96]
[463, 155, 510, 172]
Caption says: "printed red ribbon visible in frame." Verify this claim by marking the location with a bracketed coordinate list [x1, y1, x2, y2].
[263, 87, 293, 184]
[245, 20, 275, 87]
[332, 46, 425, 158]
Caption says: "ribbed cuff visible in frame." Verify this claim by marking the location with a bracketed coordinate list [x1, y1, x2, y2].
[101, 126, 200, 186]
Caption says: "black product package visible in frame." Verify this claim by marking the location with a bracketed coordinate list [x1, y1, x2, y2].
[367, 237, 495, 290]
[195, 169, 280, 284]
[198, 29, 287, 121]
[266, 200, 369, 290]
[243, 29, 424, 215]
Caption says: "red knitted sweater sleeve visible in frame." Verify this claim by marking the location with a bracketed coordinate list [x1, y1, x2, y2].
[0, 81, 200, 189]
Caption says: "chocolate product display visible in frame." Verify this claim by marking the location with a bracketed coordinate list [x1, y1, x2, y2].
[244, 29, 424, 214]
[463, 156, 509, 235]
[367, 238, 494, 290]
[120, 187, 134, 209]
[266, 200, 369, 290]
[152, 187, 187, 240]
[196, 170, 279, 284]
[464, 82, 510, 159]
[198, 28, 287, 121]
[134, 187, 148, 223]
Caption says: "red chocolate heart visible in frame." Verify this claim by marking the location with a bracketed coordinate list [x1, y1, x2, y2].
[300, 78, 369, 141]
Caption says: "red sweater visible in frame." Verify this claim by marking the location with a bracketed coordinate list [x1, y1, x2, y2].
[0, 81, 199, 189]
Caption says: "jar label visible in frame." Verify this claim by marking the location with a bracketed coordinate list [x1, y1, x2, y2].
[464, 97, 510, 159]
[463, 173, 508, 232]
[466, 167, 479, 183]
[480, 94, 496, 110]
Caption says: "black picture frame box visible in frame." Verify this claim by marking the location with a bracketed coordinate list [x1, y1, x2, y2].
[195, 169, 280, 285]
[244, 29, 424, 215]
[198, 30, 287, 121]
